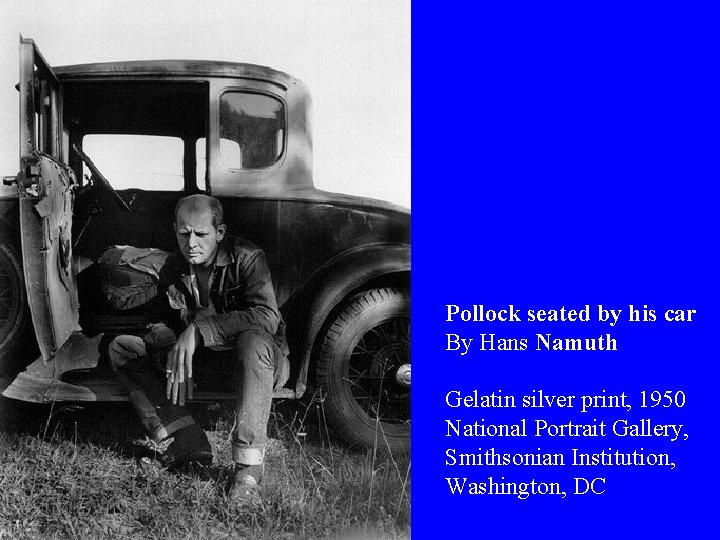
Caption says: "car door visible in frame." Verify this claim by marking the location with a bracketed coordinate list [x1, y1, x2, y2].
[17, 37, 80, 361]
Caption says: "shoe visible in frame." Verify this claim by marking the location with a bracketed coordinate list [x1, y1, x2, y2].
[161, 424, 213, 470]
[228, 464, 264, 506]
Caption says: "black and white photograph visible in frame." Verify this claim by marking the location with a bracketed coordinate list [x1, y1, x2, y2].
[0, 1, 409, 537]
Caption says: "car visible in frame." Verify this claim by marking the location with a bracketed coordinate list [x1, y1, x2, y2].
[0, 37, 410, 451]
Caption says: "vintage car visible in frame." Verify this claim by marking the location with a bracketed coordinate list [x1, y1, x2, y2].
[0, 38, 410, 451]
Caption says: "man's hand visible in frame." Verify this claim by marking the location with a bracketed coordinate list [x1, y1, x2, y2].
[166, 323, 201, 406]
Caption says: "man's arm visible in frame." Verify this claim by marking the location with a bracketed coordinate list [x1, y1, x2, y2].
[194, 250, 280, 347]
[167, 248, 280, 405]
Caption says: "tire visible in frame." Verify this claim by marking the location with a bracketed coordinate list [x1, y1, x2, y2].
[0, 242, 27, 365]
[317, 287, 410, 452]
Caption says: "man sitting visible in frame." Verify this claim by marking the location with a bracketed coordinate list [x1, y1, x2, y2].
[108, 194, 289, 505]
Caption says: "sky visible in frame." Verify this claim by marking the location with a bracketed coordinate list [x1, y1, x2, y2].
[0, 0, 410, 208]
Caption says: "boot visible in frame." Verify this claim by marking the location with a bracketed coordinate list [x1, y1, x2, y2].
[228, 463, 264, 506]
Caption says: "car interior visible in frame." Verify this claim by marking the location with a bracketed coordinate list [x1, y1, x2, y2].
[63, 80, 208, 337]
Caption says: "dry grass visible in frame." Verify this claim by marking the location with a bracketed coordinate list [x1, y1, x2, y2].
[0, 394, 410, 539]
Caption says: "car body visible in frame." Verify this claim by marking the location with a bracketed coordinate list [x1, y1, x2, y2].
[0, 38, 410, 450]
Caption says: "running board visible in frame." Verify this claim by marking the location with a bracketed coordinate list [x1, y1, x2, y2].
[4, 354, 296, 403]
[2, 332, 104, 402]
[4, 374, 297, 403]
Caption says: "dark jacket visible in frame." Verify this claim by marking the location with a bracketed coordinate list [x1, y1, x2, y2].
[158, 234, 288, 355]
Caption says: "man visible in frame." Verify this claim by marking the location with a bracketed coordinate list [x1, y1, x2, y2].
[108, 194, 289, 505]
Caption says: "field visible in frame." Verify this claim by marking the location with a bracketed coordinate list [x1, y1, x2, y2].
[0, 393, 410, 539]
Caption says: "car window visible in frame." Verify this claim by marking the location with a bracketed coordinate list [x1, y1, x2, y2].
[196, 137, 207, 188]
[197, 136, 245, 176]
[219, 93, 284, 169]
[82, 134, 184, 190]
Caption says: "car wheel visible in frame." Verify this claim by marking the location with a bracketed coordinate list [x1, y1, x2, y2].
[317, 287, 410, 451]
[0, 242, 27, 363]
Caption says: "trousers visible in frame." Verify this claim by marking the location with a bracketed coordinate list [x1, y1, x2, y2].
[108, 329, 289, 465]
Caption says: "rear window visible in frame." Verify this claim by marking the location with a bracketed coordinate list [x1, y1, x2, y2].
[81, 134, 184, 190]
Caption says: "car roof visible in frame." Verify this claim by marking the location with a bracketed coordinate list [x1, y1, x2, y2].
[54, 60, 298, 89]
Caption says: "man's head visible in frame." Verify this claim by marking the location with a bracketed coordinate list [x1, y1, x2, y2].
[174, 194, 227, 267]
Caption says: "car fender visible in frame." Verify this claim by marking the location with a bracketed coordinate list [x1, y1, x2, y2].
[291, 242, 410, 397]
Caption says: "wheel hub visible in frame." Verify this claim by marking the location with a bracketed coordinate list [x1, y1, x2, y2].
[394, 364, 410, 388]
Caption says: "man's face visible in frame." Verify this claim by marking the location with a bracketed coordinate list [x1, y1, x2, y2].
[174, 204, 226, 267]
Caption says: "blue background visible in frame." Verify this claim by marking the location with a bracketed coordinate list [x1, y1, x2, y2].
[412, 4, 718, 537]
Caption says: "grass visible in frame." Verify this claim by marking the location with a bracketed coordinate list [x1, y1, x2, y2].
[0, 394, 410, 539]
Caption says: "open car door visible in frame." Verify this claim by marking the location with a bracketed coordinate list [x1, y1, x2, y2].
[17, 37, 79, 361]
